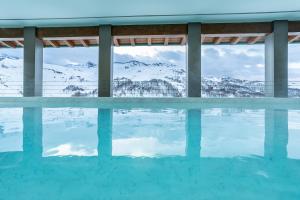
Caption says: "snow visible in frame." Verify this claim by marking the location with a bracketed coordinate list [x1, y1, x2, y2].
[0, 54, 299, 97]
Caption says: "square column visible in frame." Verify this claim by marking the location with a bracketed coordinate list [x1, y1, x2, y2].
[265, 21, 288, 97]
[187, 23, 202, 97]
[98, 25, 113, 97]
[23, 27, 43, 97]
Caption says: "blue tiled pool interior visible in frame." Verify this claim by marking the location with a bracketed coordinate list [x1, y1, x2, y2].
[0, 99, 299, 199]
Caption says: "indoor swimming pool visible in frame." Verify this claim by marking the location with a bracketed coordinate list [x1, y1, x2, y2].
[0, 98, 299, 199]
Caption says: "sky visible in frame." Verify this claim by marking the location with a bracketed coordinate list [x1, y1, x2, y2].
[1, 44, 300, 81]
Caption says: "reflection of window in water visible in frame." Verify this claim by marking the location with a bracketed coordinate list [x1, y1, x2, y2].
[201, 108, 265, 158]
[288, 110, 300, 159]
[0, 108, 23, 152]
[42, 108, 98, 157]
[112, 109, 186, 157]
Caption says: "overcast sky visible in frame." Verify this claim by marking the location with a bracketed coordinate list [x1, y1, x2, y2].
[1, 44, 300, 81]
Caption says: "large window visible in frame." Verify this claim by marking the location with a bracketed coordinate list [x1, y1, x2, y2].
[288, 44, 300, 97]
[202, 44, 265, 97]
[0, 48, 23, 97]
[43, 47, 98, 97]
[113, 46, 186, 97]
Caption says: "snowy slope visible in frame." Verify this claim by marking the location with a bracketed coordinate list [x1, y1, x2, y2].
[0, 55, 23, 97]
[0, 54, 98, 97]
[113, 61, 186, 97]
[0, 54, 299, 97]
[43, 62, 98, 97]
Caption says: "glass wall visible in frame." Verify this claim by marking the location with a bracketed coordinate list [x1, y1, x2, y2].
[43, 47, 98, 97]
[288, 44, 300, 97]
[201, 44, 265, 97]
[113, 46, 186, 97]
[0, 48, 23, 97]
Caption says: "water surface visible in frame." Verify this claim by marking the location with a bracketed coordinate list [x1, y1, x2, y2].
[0, 105, 299, 199]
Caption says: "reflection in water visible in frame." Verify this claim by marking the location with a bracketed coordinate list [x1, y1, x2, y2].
[23, 108, 42, 160]
[186, 110, 201, 157]
[43, 108, 98, 157]
[0, 108, 23, 152]
[112, 109, 186, 157]
[0, 107, 300, 199]
[201, 109, 265, 158]
[288, 110, 300, 159]
[0, 107, 298, 158]
[98, 109, 112, 158]
[265, 109, 288, 159]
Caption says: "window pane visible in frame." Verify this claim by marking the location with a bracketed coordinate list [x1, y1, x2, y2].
[288, 44, 300, 97]
[0, 49, 23, 97]
[113, 46, 186, 97]
[202, 45, 265, 97]
[43, 47, 98, 97]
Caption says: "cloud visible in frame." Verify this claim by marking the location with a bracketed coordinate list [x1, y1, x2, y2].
[0, 48, 23, 58]
[2, 43, 300, 82]
[289, 62, 300, 69]
[112, 137, 185, 157]
[43, 47, 98, 66]
[114, 46, 186, 66]
[256, 64, 264, 68]
[202, 45, 265, 80]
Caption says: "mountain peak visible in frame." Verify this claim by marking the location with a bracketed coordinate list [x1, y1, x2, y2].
[0, 54, 20, 61]
[114, 60, 149, 66]
[114, 60, 177, 68]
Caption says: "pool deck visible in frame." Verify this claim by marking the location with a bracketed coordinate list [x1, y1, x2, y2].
[0, 97, 298, 109]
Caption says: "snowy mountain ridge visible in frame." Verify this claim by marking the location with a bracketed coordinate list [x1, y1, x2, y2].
[0, 54, 299, 97]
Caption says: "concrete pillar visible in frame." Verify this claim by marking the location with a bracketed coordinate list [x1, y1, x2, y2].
[265, 21, 288, 97]
[97, 109, 112, 158]
[23, 27, 43, 97]
[187, 23, 202, 97]
[23, 108, 43, 160]
[264, 109, 288, 160]
[98, 25, 113, 97]
[186, 110, 201, 157]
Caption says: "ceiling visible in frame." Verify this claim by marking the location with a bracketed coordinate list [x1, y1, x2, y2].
[1, 0, 300, 27]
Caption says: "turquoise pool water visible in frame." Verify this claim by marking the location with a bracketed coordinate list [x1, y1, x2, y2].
[0, 98, 300, 199]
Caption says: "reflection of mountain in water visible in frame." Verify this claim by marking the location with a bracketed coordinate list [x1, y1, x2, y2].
[0, 55, 300, 97]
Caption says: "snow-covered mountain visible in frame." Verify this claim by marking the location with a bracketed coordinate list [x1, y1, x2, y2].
[113, 60, 185, 97]
[0, 54, 299, 97]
